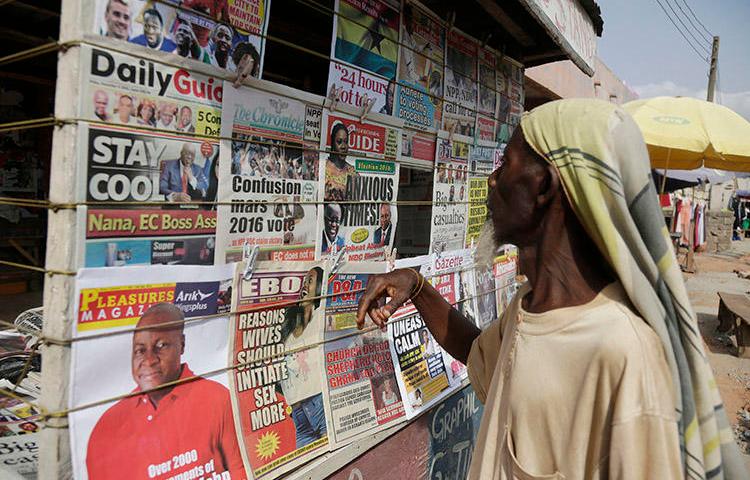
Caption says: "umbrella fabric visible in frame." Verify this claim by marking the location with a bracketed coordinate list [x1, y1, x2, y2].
[624, 96, 750, 172]
[521, 99, 746, 479]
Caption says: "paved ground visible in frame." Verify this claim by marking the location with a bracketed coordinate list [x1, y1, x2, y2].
[683, 240, 750, 468]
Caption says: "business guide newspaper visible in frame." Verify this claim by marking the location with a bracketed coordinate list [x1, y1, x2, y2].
[327, 0, 400, 113]
[216, 83, 322, 264]
[430, 133, 469, 254]
[321, 263, 406, 448]
[317, 111, 400, 262]
[78, 45, 223, 268]
[93, 0, 271, 77]
[442, 29, 478, 138]
[386, 255, 453, 419]
[228, 261, 329, 479]
[69, 264, 243, 480]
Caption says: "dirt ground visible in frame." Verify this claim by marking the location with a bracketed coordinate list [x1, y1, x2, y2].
[683, 240, 750, 468]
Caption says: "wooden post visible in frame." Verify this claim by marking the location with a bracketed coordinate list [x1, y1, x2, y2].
[39, 0, 83, 476]
[706, 36, 720, 103]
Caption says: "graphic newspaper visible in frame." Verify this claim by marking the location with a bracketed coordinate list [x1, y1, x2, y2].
[430, 134, 469, 253]
[387, 255, 453, 419]
[228, 261, 329, 478]
[442, 30, 477, 138]
[93, 0, 271, 77]
[69, 264, 241, 480]
[216, 84, 321, 263]
[80, 124, 218, 267]
[318, 112, 400, 262]
[322, 263, 406, 447]
[395, 0, 444, 131]
[327, 0, 400, 112]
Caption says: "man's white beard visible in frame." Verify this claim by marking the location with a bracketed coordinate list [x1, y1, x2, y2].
[474, 216, 500, 269]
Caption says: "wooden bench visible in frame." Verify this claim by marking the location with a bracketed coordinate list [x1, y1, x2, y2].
[717, 292, 750, 358]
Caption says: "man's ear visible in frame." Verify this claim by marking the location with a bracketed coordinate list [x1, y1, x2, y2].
[536, 164, 560, 208]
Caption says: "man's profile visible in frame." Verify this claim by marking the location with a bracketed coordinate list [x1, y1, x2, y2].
[86, 303, 245, 479]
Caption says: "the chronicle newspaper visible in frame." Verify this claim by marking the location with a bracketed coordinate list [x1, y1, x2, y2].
[69, 264, 242, 480]
[322, 263, 406, 448]
[216, 83, 322, 263]
[228, 261, 329, 479]
[318, 111, 400, 262]
[327, 0, 400, 113]
[386, 255, 453, 419]
[93, 0, 271, 77]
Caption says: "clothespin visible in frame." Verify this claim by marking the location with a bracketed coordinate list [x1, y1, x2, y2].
[327, 245, 347, 284]
[241, 242, 260, 281]
[385, 247, 398, 271]
[327, 85, 343, 112]
[359, 94, 374, 123]
[447, 11, 456, 33]
[233, 54, 255, 88]
[481, 33, 492, 48]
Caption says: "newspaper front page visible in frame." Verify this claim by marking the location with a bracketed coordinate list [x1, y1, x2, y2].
[442, 30, 478, 138]
[430, 134, 469, 254]
[228, 261, 329, 479]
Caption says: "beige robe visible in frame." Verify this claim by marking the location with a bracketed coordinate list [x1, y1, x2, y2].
[467, 282, 683, 479]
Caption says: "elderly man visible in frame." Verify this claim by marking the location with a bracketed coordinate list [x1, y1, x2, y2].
[159, 143, 208, 203]
[93, 90, 110, 122]
[102, 0, 130, 40]
[130, 8, 176, 52]
[357, 99, 745, 479]
[86, 303, 245, 479]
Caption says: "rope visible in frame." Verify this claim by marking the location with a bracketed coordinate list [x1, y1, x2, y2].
[0, 277, 517, 421]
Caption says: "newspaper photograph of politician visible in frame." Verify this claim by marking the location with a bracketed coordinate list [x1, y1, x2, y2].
[429, 134, 469, 254]
[81, 46, 222, 137]
[216, 85, 320, 264]
[395, 0, 444, 131]
[94, 0, 270, 77]
[322, 264, 405, 448]
[229, 262, 329, 479]
[442, 29, 478, 139]
[82, 125, 218, 267]
[69, 265, 243, 480]
[317, 112, 400, 262]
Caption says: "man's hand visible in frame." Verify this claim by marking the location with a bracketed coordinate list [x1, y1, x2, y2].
[356, 269, 418, 330]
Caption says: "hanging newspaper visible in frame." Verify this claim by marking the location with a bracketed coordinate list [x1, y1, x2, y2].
[442, 30, 477, 138]
[386, 255, 454, 419]
[69, 264, 243, 480]
[228, 261, 329, 479]
[430, 134, 469, 254]
[79, 45, 222, 137]
[395, 0, 444, 130]
[420, 249, 473, 386]
[476, 47, 497, 142]
[216, 84, 321, 263]
[473, 262, 499, 331]
[494, 253, 518, 320]
[79, 124, 218, 267]
[401, 129, 436, 166]
[464, 143, 495, 247]
[322, 263, 406, 447]
[327, 0, 400, 113]
[93, 0, 270, 77]
[318, 112, 400, 262]
[0, 396, 41, 479]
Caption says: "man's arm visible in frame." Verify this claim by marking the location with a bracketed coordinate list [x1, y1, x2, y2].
[356, 269, 480, 363]
[159, 162, 178, 196]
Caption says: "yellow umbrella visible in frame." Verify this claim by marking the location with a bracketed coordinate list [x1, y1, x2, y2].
[623, 96, 750, 172]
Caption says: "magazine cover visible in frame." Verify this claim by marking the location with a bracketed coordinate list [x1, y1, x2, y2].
[69, 264, 243, 480]
[228, 261, 329, 479]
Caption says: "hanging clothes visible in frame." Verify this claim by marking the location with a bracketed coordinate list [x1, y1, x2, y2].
[678, 197, 692, 245]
